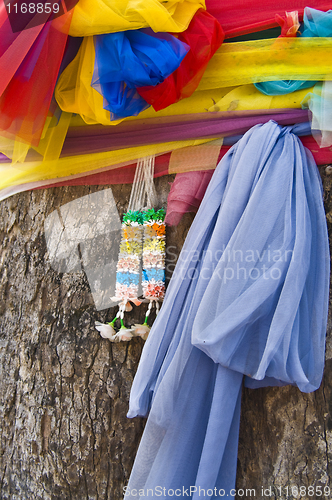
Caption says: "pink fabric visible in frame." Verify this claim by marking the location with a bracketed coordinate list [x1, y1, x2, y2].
[165, 171, 214, 225]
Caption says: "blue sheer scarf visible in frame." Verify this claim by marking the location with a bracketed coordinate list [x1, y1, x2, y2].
[125, 121, 329, 499]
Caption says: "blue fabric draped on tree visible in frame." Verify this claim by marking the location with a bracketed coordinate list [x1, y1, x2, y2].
[125, 121, 330, 499]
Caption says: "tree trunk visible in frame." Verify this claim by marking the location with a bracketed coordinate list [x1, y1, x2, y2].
[0, 169, 331, 499]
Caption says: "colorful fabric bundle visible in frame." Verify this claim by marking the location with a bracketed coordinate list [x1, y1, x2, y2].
[2, 1, 332, 203]
[56, 8, 222, 121]
[55, 34, 332, 125]
[92, 30, 189, 118]
[254, 7, 332, 96]
[137, 9, 224, 111]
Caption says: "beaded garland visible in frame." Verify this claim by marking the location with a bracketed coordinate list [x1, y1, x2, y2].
[142, 208, 166, 302]
[96, 208, 166, 342]
[114, 210, 144, 304]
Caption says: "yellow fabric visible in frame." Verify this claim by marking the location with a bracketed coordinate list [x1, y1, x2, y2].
[66, 83, 308, 129]
[198, 37, 332, 90]
[55, 37, 117, 126]
[0, 110, 72, 163]
[69, 0, 205, 36]
[207, 84, 315, 112]
[65, 86, 232, 127]
[125, 88, 232, 120]
[0, 136, 20, 163]
[35, 111, 72, 161]
[0, 138, 216, 193]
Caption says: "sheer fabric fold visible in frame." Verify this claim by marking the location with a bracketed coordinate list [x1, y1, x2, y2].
[91, 30, 189, 119]
[0, 109, 321, 199]
[164, 171, 214, 226]
[137, 9, 224, 111]
[126, 121, 329, 498]
[69, 0, 205, 36]
[254, 80, 314, 95]
[55, 36, 115, 125]
[0, 7, 72, 145]
[302, 6, 332, 37]
[308, 81, 332, 148]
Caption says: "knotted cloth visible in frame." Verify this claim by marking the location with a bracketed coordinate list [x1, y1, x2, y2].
[125, 121, 330, 498]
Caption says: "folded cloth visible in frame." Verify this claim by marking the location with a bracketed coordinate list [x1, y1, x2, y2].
[125, 121, 330, 498]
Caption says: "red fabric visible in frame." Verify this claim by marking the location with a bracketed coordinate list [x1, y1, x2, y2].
[205, 0, 332, 38]
[0, 8, 72, 145]
[137, 9, 224, 111]
[300, 136, 332, 165]
[276, 11, 300, 37]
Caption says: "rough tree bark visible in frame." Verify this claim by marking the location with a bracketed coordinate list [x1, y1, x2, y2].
[0, 169, 331, 500]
